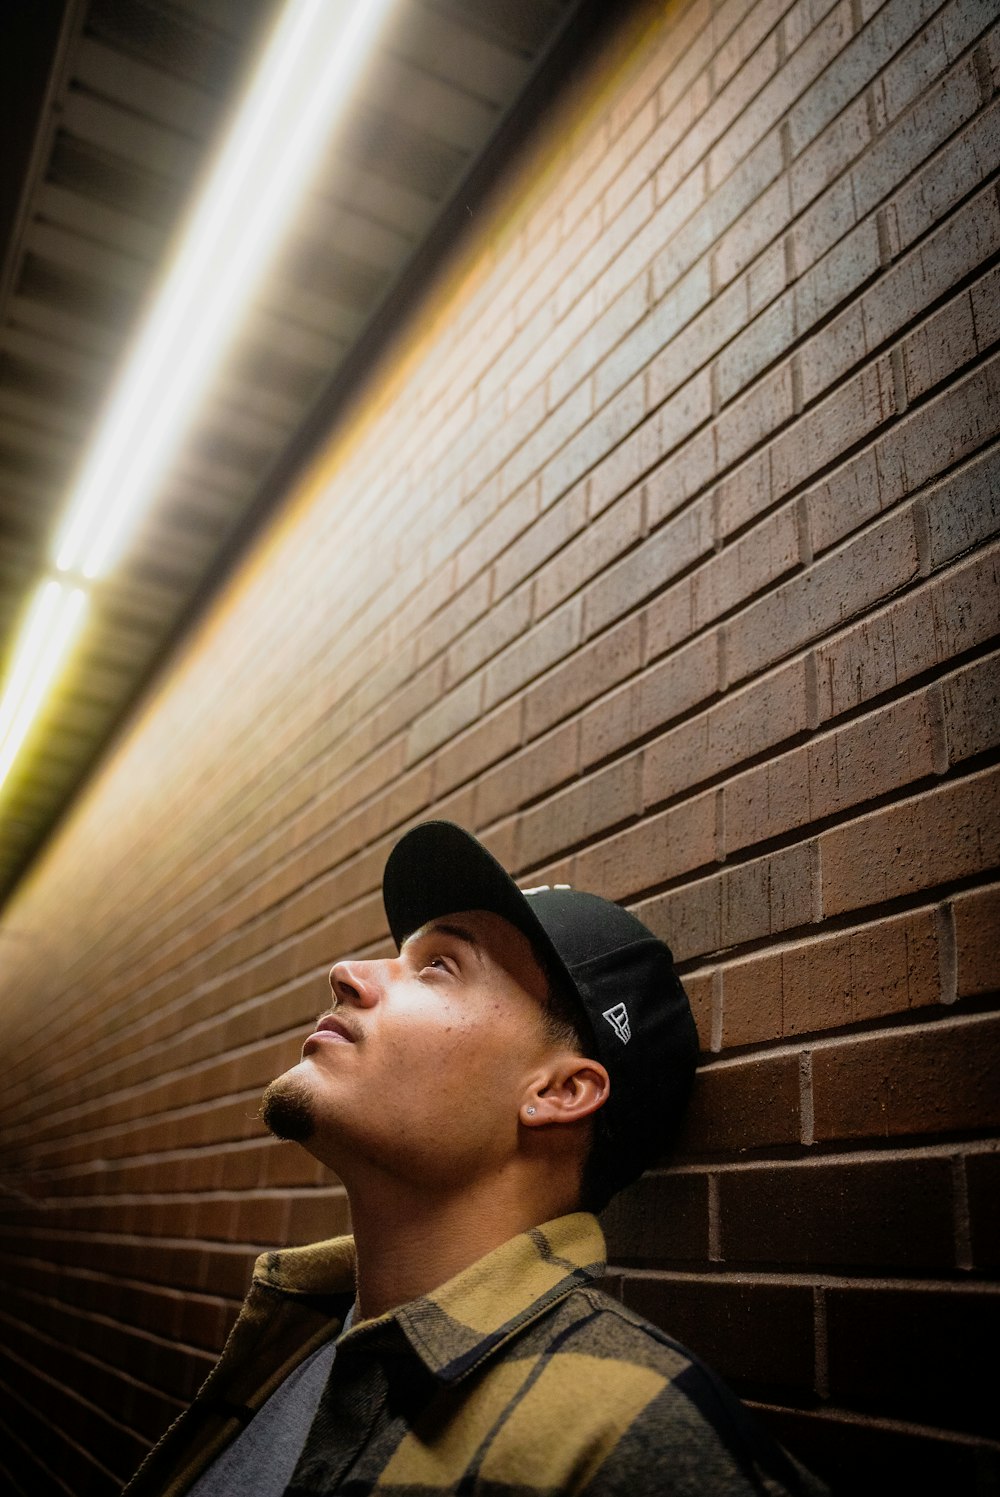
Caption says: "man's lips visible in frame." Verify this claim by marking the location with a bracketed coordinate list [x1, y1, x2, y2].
[303, 1012, 358, 1052]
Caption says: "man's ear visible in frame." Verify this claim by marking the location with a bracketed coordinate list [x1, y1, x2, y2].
[519, 1056, 610, 1127]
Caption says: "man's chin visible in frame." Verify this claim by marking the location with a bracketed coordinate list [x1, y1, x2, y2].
[260, 1071, 317, 1143]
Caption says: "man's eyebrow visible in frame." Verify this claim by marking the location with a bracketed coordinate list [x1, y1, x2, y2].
[403, 920, 486, 965]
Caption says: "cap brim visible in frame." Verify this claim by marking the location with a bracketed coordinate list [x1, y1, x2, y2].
[382, 820, 563, 972]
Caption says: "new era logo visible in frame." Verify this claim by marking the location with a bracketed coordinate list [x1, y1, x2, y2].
[602, 1002, 631, 1044]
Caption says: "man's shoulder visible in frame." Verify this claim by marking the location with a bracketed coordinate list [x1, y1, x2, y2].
[530, 1278, 701, 1375]
[509, 1282, 828, 1497]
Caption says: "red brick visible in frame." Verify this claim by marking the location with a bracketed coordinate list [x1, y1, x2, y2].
[690, 503, 802, 638]
[879, 185, 1000, 353]
[482, 597, 582, 712]
[972, 258, 1000, 351]
[0, 1351, 152, 1477]
[826, 1283, 1000, 1436]
[808, 181, 994, 410]
[514, 755, 642, 870]
[788, 79, 870, 216]
[643, 424, 718, 533]
[474, 720, 579, 827]
[712, 126, 788, 273]
[892, 82, 1000, 253]
[621, 1273, 816, 1392]
[787, 0, 924, 155]
[601, 1169, 710, 1265]
[802, 366, 999, 562]
[721, 905, 941, 1046]
[675, 1052, 802, 1155]
[588, 369, 713, 517]
[775, 355, 899, 504]
[572, 792, 716, 901]
[715, 294, 796, 409]
[902, 291, 979, 404]
[645, 170, 711, 298]
[583, 631, 718, 773]
[653, 125, 785, 300]
[723, 686, 938, 856]
[651, 241, 766, 414]
[943, 649, 1000, 766]
[415, 573, 492, 669]
[763, 1403, 999, 1497]
[642, 654, 810, 803]
[814, 547, 1000, 721]
[952, 882, 1000, 999]
[426, 782, 477, 839]
[715, 361, 795, 476]
[640, 630, 721, 744]
[820, 766, 1000, 916]
[538, 379, 635, 510]
[553, 272, 650, 414]
[7, 6, 1000, 1491]
[557, 184, 655, 329]
[522, 614, 642, 739]
[678, 966, 715, 1051]
[966, 1151, 1000, 1270]
[533, 486, 644, 620]
[638, 838, 817, 962]
[897, 356, 1000, 523]
[718, 1155, 955, 1268]
[595, 260, 712, 415]
[379, 660, 450, 757]
[811, 1011, 1000, 1143]
[455, 479, 543, 590]
[443, 584, 532, 687]
[578, 678, 640, 770]
[728, 506, 920, 686]
[710, 0, 784, 114]
[906, 403, 1000, 555]
[404, 673, 485, 766]
[885, 0, 992, 121]
[807, 193, 884, 327]
[584, 494, 714, 640]
[431, 700, 523, 798]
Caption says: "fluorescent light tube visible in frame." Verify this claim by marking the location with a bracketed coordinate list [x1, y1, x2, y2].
[0, 581, 88, 792]
[0, 0, 397, 807]
[54, 0, 397, 580]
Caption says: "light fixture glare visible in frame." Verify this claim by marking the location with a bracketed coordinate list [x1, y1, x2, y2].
[0, 582, 88, 793]
[53, 0, 396, 581]
[7, 0, 396, 805]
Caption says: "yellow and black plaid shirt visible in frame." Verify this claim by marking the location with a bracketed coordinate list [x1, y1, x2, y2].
[125, 1212, 826, 1496]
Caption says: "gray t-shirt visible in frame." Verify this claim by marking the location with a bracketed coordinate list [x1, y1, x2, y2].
[187, 1306, 354, 1497]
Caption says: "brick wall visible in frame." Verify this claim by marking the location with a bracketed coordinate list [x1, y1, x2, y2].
[1, 0, 998, 1491]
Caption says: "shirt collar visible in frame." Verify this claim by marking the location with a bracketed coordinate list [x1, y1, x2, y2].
[394, 1212, 607, 1382]
[252, 1212, 606, 1383]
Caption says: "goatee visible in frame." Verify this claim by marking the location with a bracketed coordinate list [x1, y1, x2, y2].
[260, 1074, 316, 1142]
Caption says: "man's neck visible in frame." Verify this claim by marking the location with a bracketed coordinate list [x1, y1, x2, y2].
[346, 1167, 573, 1322]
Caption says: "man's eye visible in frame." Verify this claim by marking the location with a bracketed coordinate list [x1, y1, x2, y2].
[422, 955, 453, 974]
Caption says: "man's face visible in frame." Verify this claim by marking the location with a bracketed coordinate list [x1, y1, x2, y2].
[262, 909, 558, 1188]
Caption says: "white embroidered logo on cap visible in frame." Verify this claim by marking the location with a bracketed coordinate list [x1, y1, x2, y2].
[602, 1002, 631, 1044]
[521, 883, 572, 895]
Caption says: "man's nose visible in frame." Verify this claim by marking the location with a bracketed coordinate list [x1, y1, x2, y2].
[328, 959, 380, 1009]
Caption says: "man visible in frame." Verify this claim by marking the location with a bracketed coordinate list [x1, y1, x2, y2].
[124, 820, 826, 1496]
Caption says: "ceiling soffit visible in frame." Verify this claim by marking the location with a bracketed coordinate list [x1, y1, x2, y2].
[0, 0, 620, 906]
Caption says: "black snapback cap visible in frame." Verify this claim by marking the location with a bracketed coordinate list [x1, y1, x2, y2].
[382, 820, 699, 1205]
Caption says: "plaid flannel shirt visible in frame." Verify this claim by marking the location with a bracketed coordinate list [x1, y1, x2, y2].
[124, 1212, 827, 1496]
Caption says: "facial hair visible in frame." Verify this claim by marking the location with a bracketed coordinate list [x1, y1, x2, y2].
[260, 1072, 317, 1142]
